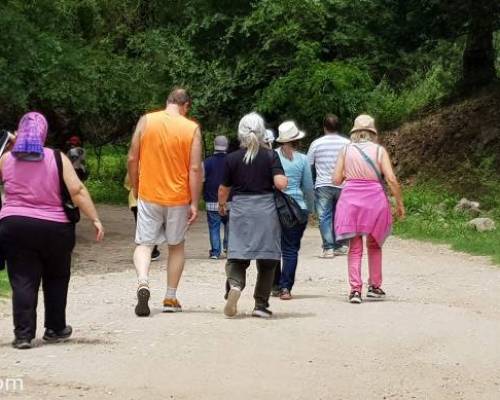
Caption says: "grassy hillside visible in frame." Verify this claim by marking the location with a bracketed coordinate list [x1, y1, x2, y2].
[394, 182, 500, 264]
[385, 87, 500, 264]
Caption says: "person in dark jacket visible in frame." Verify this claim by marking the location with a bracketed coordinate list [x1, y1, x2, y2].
[204, 136, 229, 259]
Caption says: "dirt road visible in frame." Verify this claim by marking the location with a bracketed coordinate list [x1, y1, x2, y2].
[1, 205, 499, 399]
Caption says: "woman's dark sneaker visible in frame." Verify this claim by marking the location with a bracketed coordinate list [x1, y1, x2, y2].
[367, 286, 386, 299]
[151, 247, 161, 261]
[252, 307, 273, 318]
[12, 338, 33, 350]
[43, 325, 73, 342]
[349, 291, 362, 304]
[271, 285, 280, 297]
[135, 285, 151, 317]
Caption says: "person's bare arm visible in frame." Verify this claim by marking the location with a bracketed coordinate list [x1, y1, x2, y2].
[218, 185, 231, 216]
[274, 174, 288, 191]
[188, 127, 203, 225]
[0, 153, 8, 180]
[380, 147, 405, 219]
[127, 116, 145, 199]
[62, 154, 104, 241]
[333, 149, 346, 186]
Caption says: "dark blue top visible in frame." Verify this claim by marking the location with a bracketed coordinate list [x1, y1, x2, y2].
[203, 152, 227, 203]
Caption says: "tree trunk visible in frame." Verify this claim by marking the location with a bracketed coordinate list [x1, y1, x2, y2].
[461, 0, 497, 90]
[462, 29, 496, 89]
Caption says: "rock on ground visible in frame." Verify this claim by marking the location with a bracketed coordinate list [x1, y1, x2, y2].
[467, 217, 496, 232]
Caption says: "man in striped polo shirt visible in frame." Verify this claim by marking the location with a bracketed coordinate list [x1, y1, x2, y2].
[307, 114, 350, 258]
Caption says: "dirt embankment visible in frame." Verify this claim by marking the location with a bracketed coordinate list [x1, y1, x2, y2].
[382, 87, 500, 181]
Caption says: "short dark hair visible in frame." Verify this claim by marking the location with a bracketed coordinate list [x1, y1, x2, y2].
[323, 114, 340, 132]
[167, 87, 191, 106]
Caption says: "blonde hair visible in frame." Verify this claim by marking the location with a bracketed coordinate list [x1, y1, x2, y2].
[238, 112, 266, 164]
[350, 130, 377, 143]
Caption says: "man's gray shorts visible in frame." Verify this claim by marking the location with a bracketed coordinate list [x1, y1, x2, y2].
[135, 199, 189, 246]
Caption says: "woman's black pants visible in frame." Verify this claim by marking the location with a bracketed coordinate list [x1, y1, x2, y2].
[0, 216, 75, 340]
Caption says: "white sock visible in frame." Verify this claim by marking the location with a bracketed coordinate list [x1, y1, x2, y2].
[165, 287, 177, 299]
[137, 278, 149, 288]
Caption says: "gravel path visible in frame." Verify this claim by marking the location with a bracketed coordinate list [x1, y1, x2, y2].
[0, 205, 499, 400]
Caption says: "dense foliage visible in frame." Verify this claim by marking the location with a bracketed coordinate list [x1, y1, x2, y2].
[0, 0, 498, 144]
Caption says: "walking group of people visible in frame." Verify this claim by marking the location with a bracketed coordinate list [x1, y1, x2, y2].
[0, 86, 404, 349]
[127, 87, 405, 319]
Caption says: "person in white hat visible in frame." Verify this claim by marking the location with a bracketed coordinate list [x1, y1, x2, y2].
[272, 121, 314, 300]
[263, 129, 275, 149]
[333, 114, 405, 304]
[307, 114, 350, 258]
[203, 135, 230, 259]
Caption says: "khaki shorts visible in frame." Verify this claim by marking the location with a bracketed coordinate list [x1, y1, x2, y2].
[135, 199, 189, 246]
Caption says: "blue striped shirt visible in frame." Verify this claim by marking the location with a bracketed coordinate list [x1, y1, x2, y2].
[307, 133, 350, 188]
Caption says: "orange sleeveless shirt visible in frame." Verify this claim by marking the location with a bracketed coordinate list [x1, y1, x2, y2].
[138, 111, 197, 206]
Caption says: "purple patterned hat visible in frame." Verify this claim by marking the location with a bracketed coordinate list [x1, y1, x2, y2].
[12, 112, 48, 161]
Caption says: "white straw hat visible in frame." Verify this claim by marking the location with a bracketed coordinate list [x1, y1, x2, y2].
[276, 121, 306, 143]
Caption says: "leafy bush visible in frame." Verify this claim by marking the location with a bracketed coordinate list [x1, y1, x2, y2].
[85, 145, 128, 204]
[0, 270, 9, 297]
[366, 63, 458, 129]
[259, 59, 374, 138]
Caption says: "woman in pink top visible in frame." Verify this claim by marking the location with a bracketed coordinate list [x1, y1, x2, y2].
[333, 115, 405, 304]
[0, 112, 104, 349]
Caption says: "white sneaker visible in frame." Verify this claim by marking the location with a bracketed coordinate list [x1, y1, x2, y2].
[334, 246, 349, 256]
[252, 307, 273, 318]
[320, 249, 334, 258]
[224, 287, 241, 317]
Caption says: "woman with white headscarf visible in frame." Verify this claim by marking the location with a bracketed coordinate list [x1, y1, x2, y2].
[218, 112, 287, 318]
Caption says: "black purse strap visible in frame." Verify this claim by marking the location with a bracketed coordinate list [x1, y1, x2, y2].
[53, 150, 72, 205]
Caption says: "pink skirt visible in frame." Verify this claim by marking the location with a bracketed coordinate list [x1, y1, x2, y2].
[334, 179, 392, 247]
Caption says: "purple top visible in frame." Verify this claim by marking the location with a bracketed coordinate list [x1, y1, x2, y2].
[0, 148, 69, 223]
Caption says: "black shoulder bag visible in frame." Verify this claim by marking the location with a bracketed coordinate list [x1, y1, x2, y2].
[274, 190, 308, 229]
[54, 150, 81, 224]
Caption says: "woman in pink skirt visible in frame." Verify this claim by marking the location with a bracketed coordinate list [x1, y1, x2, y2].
[333, 115, 405, 304]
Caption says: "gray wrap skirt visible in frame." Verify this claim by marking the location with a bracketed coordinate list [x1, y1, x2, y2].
[227, 193, 281, 260]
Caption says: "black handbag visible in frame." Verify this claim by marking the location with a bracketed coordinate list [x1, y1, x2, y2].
[54, 150, 81, 224]
[274, 189, 308, 229]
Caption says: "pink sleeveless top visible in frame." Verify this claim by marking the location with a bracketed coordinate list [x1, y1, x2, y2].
[0, 148, 69, 223]
[343, 142, 383, 181]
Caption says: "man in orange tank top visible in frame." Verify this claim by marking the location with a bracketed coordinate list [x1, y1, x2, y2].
[127, 88, 203, 317]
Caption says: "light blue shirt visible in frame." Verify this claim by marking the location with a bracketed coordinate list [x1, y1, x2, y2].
[276, 147, 314, 212]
